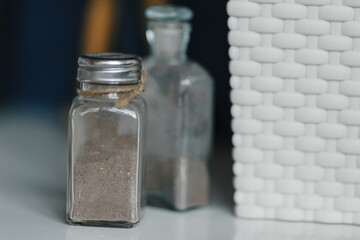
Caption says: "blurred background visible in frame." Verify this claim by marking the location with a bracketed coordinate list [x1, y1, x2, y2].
[0, 0, 230, 141]
[0, 0, 232, 212]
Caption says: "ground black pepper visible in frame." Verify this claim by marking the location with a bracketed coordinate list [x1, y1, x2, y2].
[146, 155, 208, 210]
[71, 135, 139, 222]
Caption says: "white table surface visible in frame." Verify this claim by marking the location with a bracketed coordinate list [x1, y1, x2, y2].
[1, 106, 360, 240]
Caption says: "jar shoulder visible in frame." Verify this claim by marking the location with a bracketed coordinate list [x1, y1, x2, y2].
[143, 57, 214, 87]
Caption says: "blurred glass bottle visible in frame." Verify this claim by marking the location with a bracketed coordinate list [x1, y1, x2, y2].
[143, 5, 214, 210]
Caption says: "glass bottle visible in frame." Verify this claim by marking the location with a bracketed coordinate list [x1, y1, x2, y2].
[67, 53, 146, 228]
[143, 5, 214, 210]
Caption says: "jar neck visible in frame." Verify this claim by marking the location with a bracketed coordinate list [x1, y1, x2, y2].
[146, 21, 191, 60]
[79, 83, 135, 100]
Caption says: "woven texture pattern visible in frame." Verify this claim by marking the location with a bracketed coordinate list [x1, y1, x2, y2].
[228, 0, 360, 224]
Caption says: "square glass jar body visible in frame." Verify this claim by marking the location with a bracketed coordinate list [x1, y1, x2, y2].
[143, 59, 214, 210]
[67, 95, 146, 228]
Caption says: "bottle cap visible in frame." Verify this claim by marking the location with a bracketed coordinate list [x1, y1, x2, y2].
[145, 5, 193, 21]
[77, 52, 142, 85]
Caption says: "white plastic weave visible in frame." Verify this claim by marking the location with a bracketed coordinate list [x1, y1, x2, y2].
[228, 0, 360, 224]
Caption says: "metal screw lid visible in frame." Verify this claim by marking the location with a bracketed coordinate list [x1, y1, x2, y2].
[77, 52, 142, 85]
[145, 5, 193, 21]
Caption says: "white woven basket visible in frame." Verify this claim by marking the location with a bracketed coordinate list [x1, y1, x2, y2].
[228, 0, 360, 224]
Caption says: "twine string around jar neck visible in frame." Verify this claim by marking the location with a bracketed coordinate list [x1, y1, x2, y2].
[77, 70, 146, 109]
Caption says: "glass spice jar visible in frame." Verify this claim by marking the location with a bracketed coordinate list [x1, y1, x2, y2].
[143, 5, 214, 211]
[66, 53, 146, 228]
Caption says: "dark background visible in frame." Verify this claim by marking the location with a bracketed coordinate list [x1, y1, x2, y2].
[0, 0, 230, 142]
